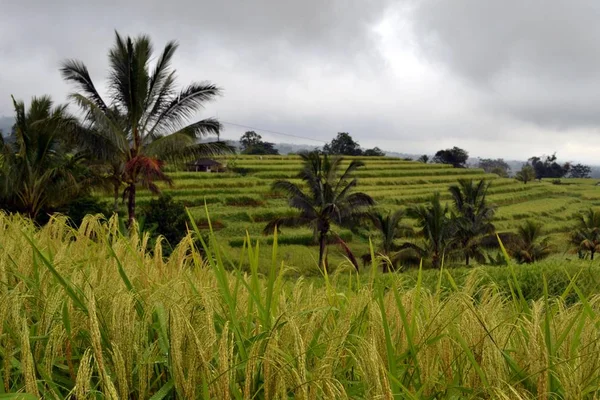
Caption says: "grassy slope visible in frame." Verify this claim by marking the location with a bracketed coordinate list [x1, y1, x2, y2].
[99, 155, 600, 272]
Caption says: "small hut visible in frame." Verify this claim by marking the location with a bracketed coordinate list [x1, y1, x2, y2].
[185, 158, 225, 173]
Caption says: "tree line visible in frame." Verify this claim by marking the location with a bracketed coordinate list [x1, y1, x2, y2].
[237, 131, 385, 156]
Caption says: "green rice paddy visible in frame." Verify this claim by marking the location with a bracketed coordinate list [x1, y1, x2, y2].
[100, 155, 600, 271]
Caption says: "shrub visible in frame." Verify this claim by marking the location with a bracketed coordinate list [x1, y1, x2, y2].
[59, 196, 111, 228]
[141, 194, 188, 249]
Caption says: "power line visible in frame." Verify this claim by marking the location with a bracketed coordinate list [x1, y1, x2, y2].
[220, 121, 327, 144]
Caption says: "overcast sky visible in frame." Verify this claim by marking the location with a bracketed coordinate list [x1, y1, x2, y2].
[1, 0, 600, 162]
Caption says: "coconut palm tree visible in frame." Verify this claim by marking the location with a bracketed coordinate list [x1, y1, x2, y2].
[512, 220, 551, 264]
[365, 209, 414, 272]
[61, 31, 231, 226]
[264, 151, 374, 269]
[571, 208, 600, 260]
[405, 192, 455, 269]
[0, 96, 92, 219]
[449, 179, 496, 265]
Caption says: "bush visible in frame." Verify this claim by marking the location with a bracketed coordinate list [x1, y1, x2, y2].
[141, 194, 188, 249]
[59, 196, 111, 228]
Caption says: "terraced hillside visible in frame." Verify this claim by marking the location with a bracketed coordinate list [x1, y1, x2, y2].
[101, 155, 600, 271]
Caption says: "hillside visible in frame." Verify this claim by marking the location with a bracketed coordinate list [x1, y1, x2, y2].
[99, 155, 600, 271]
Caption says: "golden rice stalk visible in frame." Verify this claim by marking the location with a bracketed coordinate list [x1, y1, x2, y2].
[20, 318, 39, 397]
[75, 348, 95, 400]
[87, 289, 119, 399]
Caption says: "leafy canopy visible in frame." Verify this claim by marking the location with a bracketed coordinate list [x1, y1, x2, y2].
[239, 131, 279, 155]
[432, 146, 469, 168]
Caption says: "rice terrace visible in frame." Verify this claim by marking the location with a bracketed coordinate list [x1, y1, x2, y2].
[3, 9, 600, 399]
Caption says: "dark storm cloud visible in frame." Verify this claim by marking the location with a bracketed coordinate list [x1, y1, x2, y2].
[408, 0, 600, 129]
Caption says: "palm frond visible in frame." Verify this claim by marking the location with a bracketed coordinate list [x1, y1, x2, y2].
[148, 82, 222, 136]
[263, 215, 312, 235]
[69, 94, 129, 154]
[177, 118, 222, 138]
[60, 60, 108, 111]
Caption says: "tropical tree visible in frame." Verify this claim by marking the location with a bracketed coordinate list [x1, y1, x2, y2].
[61, 31, 231, 226]
[365, 209, 414, 272]
[478, 158, 510, 177]
[515, 164, 536, 184]
[448, 179, 496, 265]
[529, 154, 570, 180]
[417, 155, 429, 163]
[432, 147, 468, 168]
[0, 96, 92, 219]
[511, 220, 551, 264]
[363, 147, 385, 157]
[571, 208, 600, 260]
[239, 131, 279, 155]
[569, 163, 592, 179]
[406, 193, 455, 268]
[323, 132, 363, 156]
[264, 151, 374, 269]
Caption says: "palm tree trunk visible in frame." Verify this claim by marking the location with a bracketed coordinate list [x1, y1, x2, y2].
[318, 230, 327, 271]
[127, 183, 136, 228]
[432, 252, 440, 269]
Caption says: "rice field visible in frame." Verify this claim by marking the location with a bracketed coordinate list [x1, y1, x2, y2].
[3, 214, 600, 398]
[101, 155, 600, 270]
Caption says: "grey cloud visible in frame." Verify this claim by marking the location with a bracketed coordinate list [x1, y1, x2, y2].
[3, 0, 600, 163]
[408, 0, 600, 128]
[0, 0, 391, 114]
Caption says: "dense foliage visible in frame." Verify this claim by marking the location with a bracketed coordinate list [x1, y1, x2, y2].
[529, 153, 571, 180]
[0, 96, 93, 220]
[239, 131, 279, 155]
[478, 158, 510, 177]
[432, 146, 469, 168]
[323, 132, 386, 156]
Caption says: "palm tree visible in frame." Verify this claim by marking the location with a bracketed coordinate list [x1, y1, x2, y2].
[448, 179, 496, 265]
[61, 31, 231, 226]
[264, 151, 375, 269]
[0, 96, 91, 219]
[365, 209, 414, 272]
[406, 192, 455, 269]
[512, 220, 551, 264]
[571, 208, 600, 260]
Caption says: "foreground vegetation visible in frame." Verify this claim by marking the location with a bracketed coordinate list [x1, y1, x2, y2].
[2, 214, 600, 398]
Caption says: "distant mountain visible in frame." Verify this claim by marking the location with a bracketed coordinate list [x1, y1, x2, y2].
[0, 116, 13, 136]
